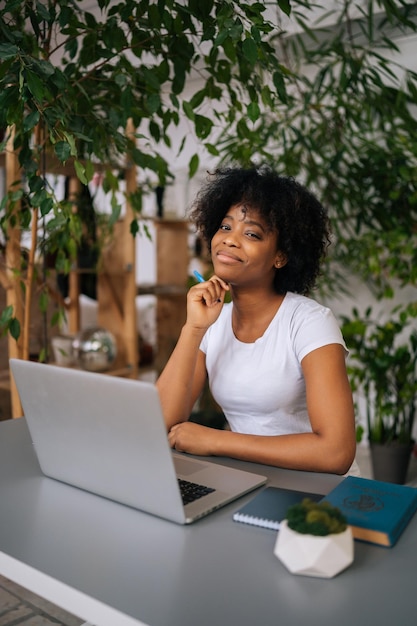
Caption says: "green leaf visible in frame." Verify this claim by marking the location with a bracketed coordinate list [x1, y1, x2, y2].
[84, 160, 95, 184]
[74, 160, 88, 185]
[195, 114, 213, 139]
[183, 101, 195, 121]
[51, 310, 64, 328]
[28, 174, 44, 194]
[39, 291, 48, 313]
[0, 43, 19, 59]
[0, 305, 14, 327]
[146, 93, 161, 114]
[36, 1, 51, 22]
[247, 101, 260, 123]
[215, 60, 231, 84]
[273, 70, 287, 103]
[148, 4, 162, 28]
[40, 196, 54, 217]
[9, 317, 21, 341]
[149, 120, 161, 142]
[102, 170, 120, 193]
[84, 11, 98, 29]
[242, 38, 258, 66]
[189, 88, 206, 109]
[31, 187, 47, 208]
[23, 109, 40, 132]
[54, 141, 71, 162]
[260, 85, 273, 107]
[205, 143, 220, 156]
[62, 132, 77, 156]
[222, 37, 237, 62]
[31, 58, 55, 79]
[25, 70, 45, 101]
[213, 29, 229, 49]
[142, 67, 161, 91]
[188, 153, 199, 178]
[67, 236, 78, 261]
[277, 0, 291, 16]
[109, 198, 122, 226]
[130, 219, 139, 237]
[188, 0, 214, 19]
[172, 59, 186, 95]
[102, 24, 126, 52]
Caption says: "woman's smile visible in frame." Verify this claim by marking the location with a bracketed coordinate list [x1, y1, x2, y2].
[215, 250, 243, 264]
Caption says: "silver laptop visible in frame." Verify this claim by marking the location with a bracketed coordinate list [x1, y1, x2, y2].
[10, 358, 266, 524]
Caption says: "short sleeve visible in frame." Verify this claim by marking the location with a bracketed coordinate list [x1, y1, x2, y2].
[291, 303, 347, 363]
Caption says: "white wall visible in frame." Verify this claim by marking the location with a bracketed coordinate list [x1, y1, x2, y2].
[134, 17, 417, 443]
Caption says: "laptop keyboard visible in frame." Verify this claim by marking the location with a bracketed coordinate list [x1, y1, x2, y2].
[178, 479, 215, 505]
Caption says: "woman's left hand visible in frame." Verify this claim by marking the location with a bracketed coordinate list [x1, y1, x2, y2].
[168, 422, 219, 456]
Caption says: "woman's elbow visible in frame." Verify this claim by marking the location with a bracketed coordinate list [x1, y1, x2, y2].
[329, 443, 357, 475]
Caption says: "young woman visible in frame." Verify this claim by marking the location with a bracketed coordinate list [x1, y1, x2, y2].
[157, 166, 358, 475]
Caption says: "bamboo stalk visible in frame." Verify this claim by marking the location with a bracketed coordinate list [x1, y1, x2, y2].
[0, 267, 10, 290]
[67, 176, 81, 334]
[123, 119, 138, 375]
[22, 123, 46, 360]
[5, 127, 23, 417]
[22, 193, 39, 361]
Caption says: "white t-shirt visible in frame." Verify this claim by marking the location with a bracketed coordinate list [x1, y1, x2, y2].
[200, 292, 361, 476]
[200, 291, 346, 435]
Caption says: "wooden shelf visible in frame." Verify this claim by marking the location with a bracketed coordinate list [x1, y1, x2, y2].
[0, 126, 139, 417]
[138, 284, 187, 296]
[54, 363, 137, 377]
[152, 219, 189, 372]
[1, 132, 190, 415]
[0, 369, 10, 392]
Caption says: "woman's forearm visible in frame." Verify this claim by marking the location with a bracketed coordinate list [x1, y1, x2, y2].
[213, 429, 355, 475]
[169, 422, 355, 475]
[156, 324, 206, 429]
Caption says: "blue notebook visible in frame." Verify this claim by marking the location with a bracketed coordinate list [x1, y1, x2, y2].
[232, 486, 321, 530]
[322, 475, 417, 547]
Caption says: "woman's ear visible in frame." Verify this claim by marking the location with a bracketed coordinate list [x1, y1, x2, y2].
[274, 252, 288, 269]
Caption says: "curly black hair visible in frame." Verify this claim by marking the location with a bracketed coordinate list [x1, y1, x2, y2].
[189, 166, 331, 295]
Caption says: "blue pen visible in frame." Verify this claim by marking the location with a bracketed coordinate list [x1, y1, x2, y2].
[193, 270, 205, 283]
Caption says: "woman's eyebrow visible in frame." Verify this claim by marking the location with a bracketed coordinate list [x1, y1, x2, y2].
[244, 217, 266, 230]
[223, 209, 268, 233]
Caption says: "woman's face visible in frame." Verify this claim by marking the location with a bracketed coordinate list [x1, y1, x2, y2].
[210, 204, 285, 287]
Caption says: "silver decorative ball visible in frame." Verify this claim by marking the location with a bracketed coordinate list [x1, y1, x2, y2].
[73, 327, 117, 372]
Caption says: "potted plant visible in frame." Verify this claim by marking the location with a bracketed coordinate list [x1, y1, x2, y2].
[0, 0, 293, 417]
[340, 303, 417, 484]
[274, 498, 353, 578]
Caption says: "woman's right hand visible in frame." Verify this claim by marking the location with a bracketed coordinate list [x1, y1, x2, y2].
[186, 275, 229, 331]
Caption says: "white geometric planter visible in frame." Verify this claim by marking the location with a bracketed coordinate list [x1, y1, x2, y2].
[274, 520, 354, 578]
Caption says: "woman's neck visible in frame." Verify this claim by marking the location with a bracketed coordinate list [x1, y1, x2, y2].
[230, 288, 286, 343]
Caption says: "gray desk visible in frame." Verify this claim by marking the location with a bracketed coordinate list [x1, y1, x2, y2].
[0, 418, 416, 626]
